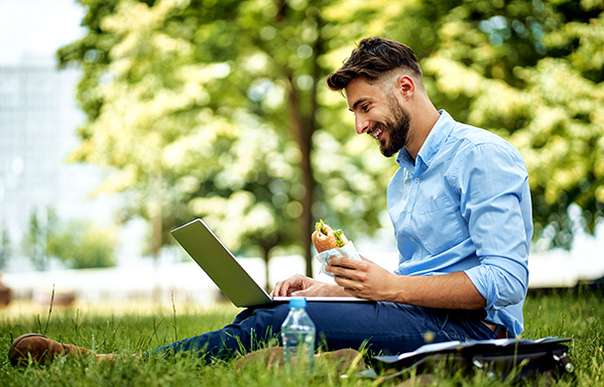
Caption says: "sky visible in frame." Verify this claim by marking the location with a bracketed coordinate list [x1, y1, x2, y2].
[0, 0, 84, 64]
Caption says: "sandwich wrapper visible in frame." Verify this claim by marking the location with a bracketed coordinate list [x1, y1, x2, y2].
[314, 241, 361, 276]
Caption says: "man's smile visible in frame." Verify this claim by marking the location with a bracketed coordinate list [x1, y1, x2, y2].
[369, 126, 384, 141]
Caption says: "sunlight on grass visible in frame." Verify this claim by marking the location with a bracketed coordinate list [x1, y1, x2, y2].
[0, 300, 237, 320]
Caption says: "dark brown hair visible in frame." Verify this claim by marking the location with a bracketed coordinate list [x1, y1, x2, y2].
[326, 37, 422, 91]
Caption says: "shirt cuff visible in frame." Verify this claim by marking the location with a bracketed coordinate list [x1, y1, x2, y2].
[465, 258, 528, 309]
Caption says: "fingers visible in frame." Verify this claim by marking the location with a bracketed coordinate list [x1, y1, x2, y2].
[273, 280, 291, 297]
[292, 283, 320, 297]
[280, 281, 292, 297]
[273, 275, 306, 297]
[271, 281, 281, 297]
[334, 276, 362, 291]
[326, 257, 368, 293]
[326, 257, 368, 278]
[328, 266, 367, 282]
[328, 256, 368, 271]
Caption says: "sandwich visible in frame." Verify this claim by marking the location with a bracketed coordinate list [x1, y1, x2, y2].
[311, 219, 349, 253]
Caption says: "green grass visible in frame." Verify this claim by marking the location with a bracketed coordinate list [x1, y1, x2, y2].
[1, 291, 602, 386]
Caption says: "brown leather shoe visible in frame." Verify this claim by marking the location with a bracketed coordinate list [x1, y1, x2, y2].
[8, 333, 90, 367]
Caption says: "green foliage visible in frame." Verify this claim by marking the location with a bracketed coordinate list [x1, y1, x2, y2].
[57, 0, 391, 277]
[20, 208, 116, 270]
[1, 292, 603, 385]
[320, 0, 604, 248]
[57, 0, 604, 261]
[21, 208, 57, 271]
[47, 220, 117, 270]
[384, 0, 604, 248]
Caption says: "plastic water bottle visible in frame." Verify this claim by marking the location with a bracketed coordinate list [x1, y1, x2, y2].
[281, 297, 316, 370]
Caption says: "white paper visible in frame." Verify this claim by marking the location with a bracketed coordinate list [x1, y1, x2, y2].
[313, 241, 361, 276]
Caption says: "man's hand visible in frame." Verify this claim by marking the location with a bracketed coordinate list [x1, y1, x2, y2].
[271, 274, 351, 297]
[290, 282, 348, 297]
[326, 254, 397, 301]
[271, 274, 317, 297]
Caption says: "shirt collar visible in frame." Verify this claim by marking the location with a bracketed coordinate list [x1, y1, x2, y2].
[396, 109, 455, 171]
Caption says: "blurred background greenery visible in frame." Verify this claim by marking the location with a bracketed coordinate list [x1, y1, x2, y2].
[47, 0, 603, 279]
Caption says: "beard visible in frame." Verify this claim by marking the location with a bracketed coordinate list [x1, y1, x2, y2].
[375, 96, 411, 157]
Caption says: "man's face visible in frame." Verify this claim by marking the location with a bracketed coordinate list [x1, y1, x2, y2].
[345, 77, 410, 157]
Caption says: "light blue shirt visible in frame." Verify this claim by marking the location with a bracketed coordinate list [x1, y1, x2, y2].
[387, 110, 532, 337]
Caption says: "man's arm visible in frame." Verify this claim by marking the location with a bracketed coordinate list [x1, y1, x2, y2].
[327, 256, 485, 308]
[390, 272, 485, 308]
[457, 143, 531, 309]
[329, 142, 531, 309]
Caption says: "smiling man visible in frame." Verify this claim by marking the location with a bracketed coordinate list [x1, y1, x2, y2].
[274, 37, 532, 339]
[10, 37, 531, 366]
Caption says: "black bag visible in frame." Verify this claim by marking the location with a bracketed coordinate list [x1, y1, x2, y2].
[362, 337, 574, 383]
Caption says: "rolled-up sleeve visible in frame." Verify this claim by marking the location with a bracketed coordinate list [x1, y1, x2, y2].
[456, 143, 531, 309]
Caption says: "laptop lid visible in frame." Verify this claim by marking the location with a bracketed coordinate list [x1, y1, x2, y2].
[171, 218, 371, 307]
[171, 218, 272, 307]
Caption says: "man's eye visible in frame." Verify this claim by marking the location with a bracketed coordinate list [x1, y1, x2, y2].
[361, 105, 370, 113]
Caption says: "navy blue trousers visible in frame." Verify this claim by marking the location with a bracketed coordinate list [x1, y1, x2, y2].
[152, 302, 495, 362]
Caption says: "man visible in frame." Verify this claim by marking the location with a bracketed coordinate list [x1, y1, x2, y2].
[9, 37, 531, 366]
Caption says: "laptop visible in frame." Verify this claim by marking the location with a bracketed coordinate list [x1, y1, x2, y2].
[171, 218, 370, 307]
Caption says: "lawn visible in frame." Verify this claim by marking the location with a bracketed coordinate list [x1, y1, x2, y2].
[1, 290, 602, 386]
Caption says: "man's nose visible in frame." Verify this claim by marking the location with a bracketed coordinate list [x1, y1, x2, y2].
[355, 116, 370, 135]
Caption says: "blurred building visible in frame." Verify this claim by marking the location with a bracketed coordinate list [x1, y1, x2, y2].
[0, 56, 117, 270]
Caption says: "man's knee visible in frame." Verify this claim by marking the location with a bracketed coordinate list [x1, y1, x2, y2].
[232, 304, 291, 339]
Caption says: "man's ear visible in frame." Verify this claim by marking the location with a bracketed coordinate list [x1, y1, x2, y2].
[396, 74, 416, 99]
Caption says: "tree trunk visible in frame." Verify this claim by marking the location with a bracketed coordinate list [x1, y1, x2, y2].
[286, 77, 315, 278]
[261, 246, 272, 292]
[281, 4, 324, 278]
[150, 175, 163, 303]
[306, 11, 324, 276]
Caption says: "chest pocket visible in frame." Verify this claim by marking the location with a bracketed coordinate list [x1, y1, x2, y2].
[410, 191, 468, 255]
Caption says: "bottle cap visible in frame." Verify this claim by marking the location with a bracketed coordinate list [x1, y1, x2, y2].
[289, 297, 306, 308]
